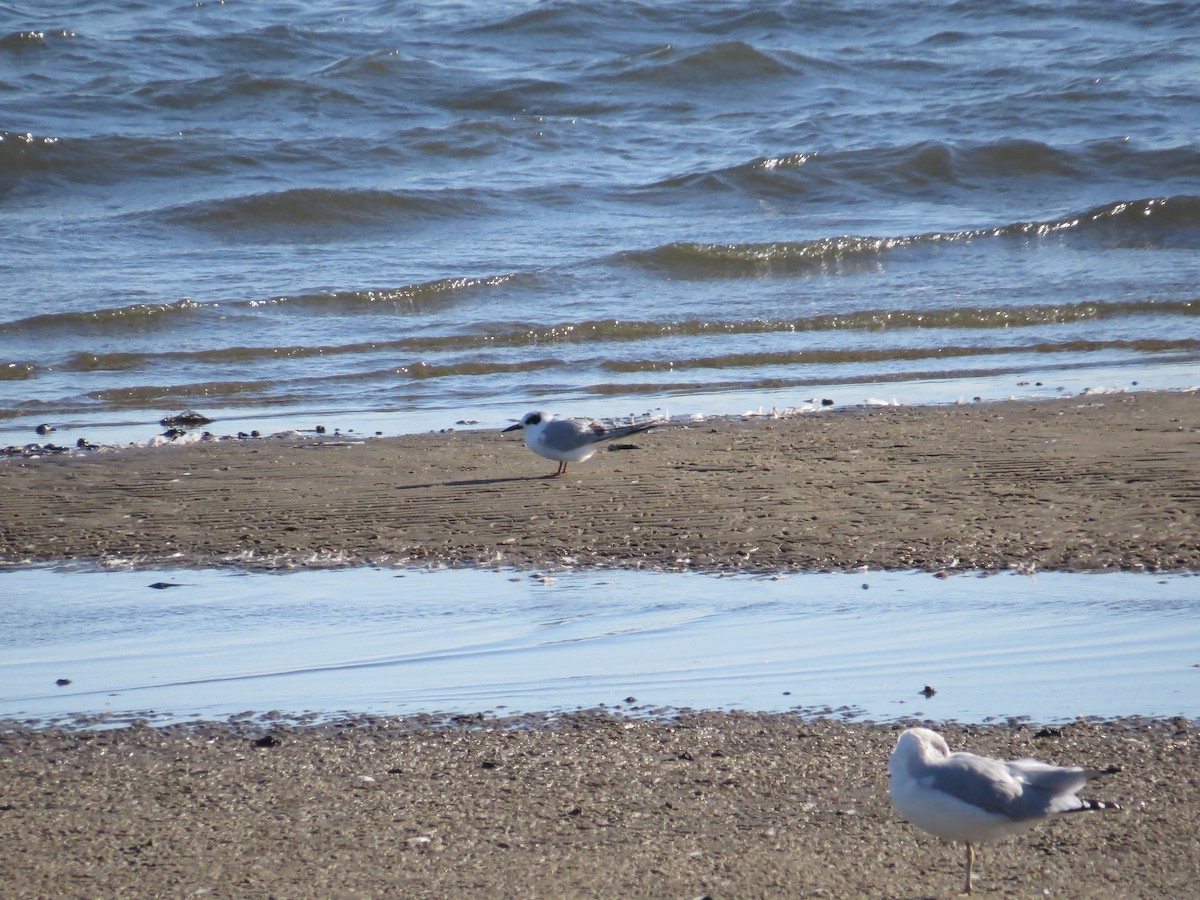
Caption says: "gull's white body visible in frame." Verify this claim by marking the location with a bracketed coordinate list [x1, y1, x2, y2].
[502, 410, 656, 475]
[888, 727, 1117, 894]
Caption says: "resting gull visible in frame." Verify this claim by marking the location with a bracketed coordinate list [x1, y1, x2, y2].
[888, 726, 1119, 894]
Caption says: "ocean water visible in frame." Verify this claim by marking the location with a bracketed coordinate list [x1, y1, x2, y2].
[2, 0, 1199, 445]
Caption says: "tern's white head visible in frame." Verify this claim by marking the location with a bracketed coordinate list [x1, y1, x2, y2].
[502, 410, 552, 434]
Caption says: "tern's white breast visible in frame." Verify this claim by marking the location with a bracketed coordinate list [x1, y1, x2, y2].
[527, 423, 599, 463]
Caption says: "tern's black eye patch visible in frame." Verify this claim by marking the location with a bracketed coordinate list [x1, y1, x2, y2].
[525, 413, 542, 425]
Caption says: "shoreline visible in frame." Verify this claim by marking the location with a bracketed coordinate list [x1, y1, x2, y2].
[2, 390, 1197, 575]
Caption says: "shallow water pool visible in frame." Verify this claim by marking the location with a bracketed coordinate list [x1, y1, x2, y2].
[2, 566, 1196, 726]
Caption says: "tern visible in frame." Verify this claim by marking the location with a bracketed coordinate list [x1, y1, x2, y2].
[502, 410, 657, 476]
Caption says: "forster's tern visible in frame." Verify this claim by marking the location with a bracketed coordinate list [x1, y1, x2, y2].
[888, 727, 1119, 895]
[502, 410, 657, 476]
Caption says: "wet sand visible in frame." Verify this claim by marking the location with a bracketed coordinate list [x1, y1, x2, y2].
[1, 391, 1198, 573]
[1, 714, 1197, 898]
[3, 391, 1199, 896]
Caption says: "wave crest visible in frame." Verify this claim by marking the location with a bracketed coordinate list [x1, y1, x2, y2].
[623, 196, 1200, 278]
[159, 186, 502, 233]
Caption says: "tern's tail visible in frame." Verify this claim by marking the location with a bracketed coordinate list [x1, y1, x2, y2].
[605, 420, 658, 440]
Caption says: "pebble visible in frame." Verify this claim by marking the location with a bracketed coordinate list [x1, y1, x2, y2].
[1, 442, 80, 459]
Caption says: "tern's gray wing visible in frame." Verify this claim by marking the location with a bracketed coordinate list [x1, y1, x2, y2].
[546, 418, 655, 450]
[541, 418, 604, 452]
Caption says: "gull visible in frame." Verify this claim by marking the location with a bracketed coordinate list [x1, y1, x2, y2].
[888, 727, 1119, 895]
[502, 410, 656, 476]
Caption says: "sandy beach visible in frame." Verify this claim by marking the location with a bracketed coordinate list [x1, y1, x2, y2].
[1, 714, 1197, 898]
[2, 391, 1197, 574]
[3, 391, 1199, 897]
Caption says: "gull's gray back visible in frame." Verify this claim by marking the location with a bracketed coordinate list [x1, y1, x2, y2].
[928, 752, 1090, 822]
